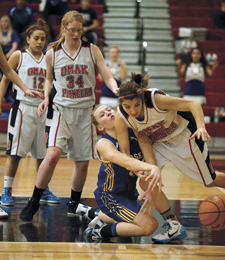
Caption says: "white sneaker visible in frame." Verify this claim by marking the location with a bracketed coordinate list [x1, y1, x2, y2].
[85, 216, 101, 236]
[76, 203, 100, 222]
[76, 203, 92, 221]
[92, 218, 107, 240]
[0, 207, 8, 218]
[152, 220, 187, 244]
[85, 216, 107, 240]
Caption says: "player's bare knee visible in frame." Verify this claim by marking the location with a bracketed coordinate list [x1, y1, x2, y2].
[142, 218, 158, 236]
[76, 161, 89, 172]
[46, 153, 60, 166]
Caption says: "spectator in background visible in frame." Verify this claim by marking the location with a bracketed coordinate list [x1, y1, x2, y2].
[99, 45, 127, 109]
[213, 0, 225, 29]
[76, 0, 99, 44]
[41, 0, 70, 23]
[72, 0, 108, 13]
[177, 47, 218, 106]
[8, 0, 35, 38]
[0, 16, 20, 102]
[0, 16, 19, 60]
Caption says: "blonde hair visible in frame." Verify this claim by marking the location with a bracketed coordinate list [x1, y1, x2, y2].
[47, 11, 84, 51]
[118, 73, 149, 104]
[91, 104, 102, 127]
[108, 45, 120, 53]
[0, 16, 13, 46]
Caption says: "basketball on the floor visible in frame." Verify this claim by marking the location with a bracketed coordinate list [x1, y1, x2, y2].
[198, 195, 225, 231]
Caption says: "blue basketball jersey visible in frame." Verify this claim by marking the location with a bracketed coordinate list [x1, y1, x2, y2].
[95, 128, 143, 198]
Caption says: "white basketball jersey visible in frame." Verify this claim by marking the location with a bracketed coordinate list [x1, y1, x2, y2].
[107, 60, 121, 81]
[185, 62, 205, 83]
[14, 50, 46, 106]
[118, 88, 189, 143]
[52, 41, 96, 108]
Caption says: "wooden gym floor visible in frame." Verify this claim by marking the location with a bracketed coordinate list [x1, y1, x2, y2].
[0, 155, 225, 259]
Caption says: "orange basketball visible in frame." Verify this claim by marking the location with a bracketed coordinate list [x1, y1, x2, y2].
[198, 195, 225, 231]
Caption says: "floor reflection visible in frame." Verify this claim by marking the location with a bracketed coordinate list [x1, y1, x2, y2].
[0, 198, 224, 246]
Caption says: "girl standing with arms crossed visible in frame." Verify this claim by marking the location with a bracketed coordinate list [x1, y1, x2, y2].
[20, 11, 118, 221]
[115, 73, 225, 243]
[0, 19, 60, 208]
[178, 47, 218, 106]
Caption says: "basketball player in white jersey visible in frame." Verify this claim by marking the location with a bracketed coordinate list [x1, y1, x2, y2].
[20, 11, 119, 221]
[115, 73, 225, 243]
[0, 40, 44, 218]
[0, 19, 60, 209]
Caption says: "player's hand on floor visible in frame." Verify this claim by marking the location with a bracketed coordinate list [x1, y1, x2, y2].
[190, 127, 210, 142]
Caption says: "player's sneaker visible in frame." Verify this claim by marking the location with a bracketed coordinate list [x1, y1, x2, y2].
[40, 186, 60, 204]
[76, 203, 100, 221]
[85, 216, 107, 240]
[75, 203, 93, 221]
[1, 187, 14, 206]
[92, 218, 107, 240]
[19, 223, 39, 242]
[67, 201, 99, 220]
[152, 220, 187, 244]
[85, 216, 101, 236]
[0, 207, 8, 218]
[19, 198, 40, 221]
[67, 201, 79, 217]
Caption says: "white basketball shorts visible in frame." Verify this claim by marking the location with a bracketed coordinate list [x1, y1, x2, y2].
[47, 104, 97, 161]
[153, 127, 216, 186]
[6, 101, 47, 159]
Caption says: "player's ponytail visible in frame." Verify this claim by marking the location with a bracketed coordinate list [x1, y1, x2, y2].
[118, 73, 149, 103]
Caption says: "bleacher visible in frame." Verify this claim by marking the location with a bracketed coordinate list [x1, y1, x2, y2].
[169, 0, 225, 135]
[169, 0, 225, 171]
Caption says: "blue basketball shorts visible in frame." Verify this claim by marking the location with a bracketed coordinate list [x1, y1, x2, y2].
[94, 190, 141, 223]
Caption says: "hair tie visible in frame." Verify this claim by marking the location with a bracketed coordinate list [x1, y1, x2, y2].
[118, 94, 137, 99]
[27, 26, 44, 37]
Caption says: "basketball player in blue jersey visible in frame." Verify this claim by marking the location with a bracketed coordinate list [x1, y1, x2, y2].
[0, 19, 60, 209]
[115, 73, 225, 243]
[20, 11, 119, 221]
[83, 104, 187, 243]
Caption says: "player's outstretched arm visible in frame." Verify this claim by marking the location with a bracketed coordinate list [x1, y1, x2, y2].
[0, 48, 43, 99]
[96, 138, 160, 174]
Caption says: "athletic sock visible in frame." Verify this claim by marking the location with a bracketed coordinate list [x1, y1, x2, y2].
[87, 207, 99, 220]
[161, 207, 178, 221]
[4, 176, 14, 188]
[71, 189, 82, 203]
[32, 186, 45, 202]
[100, 223, 118, 237]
